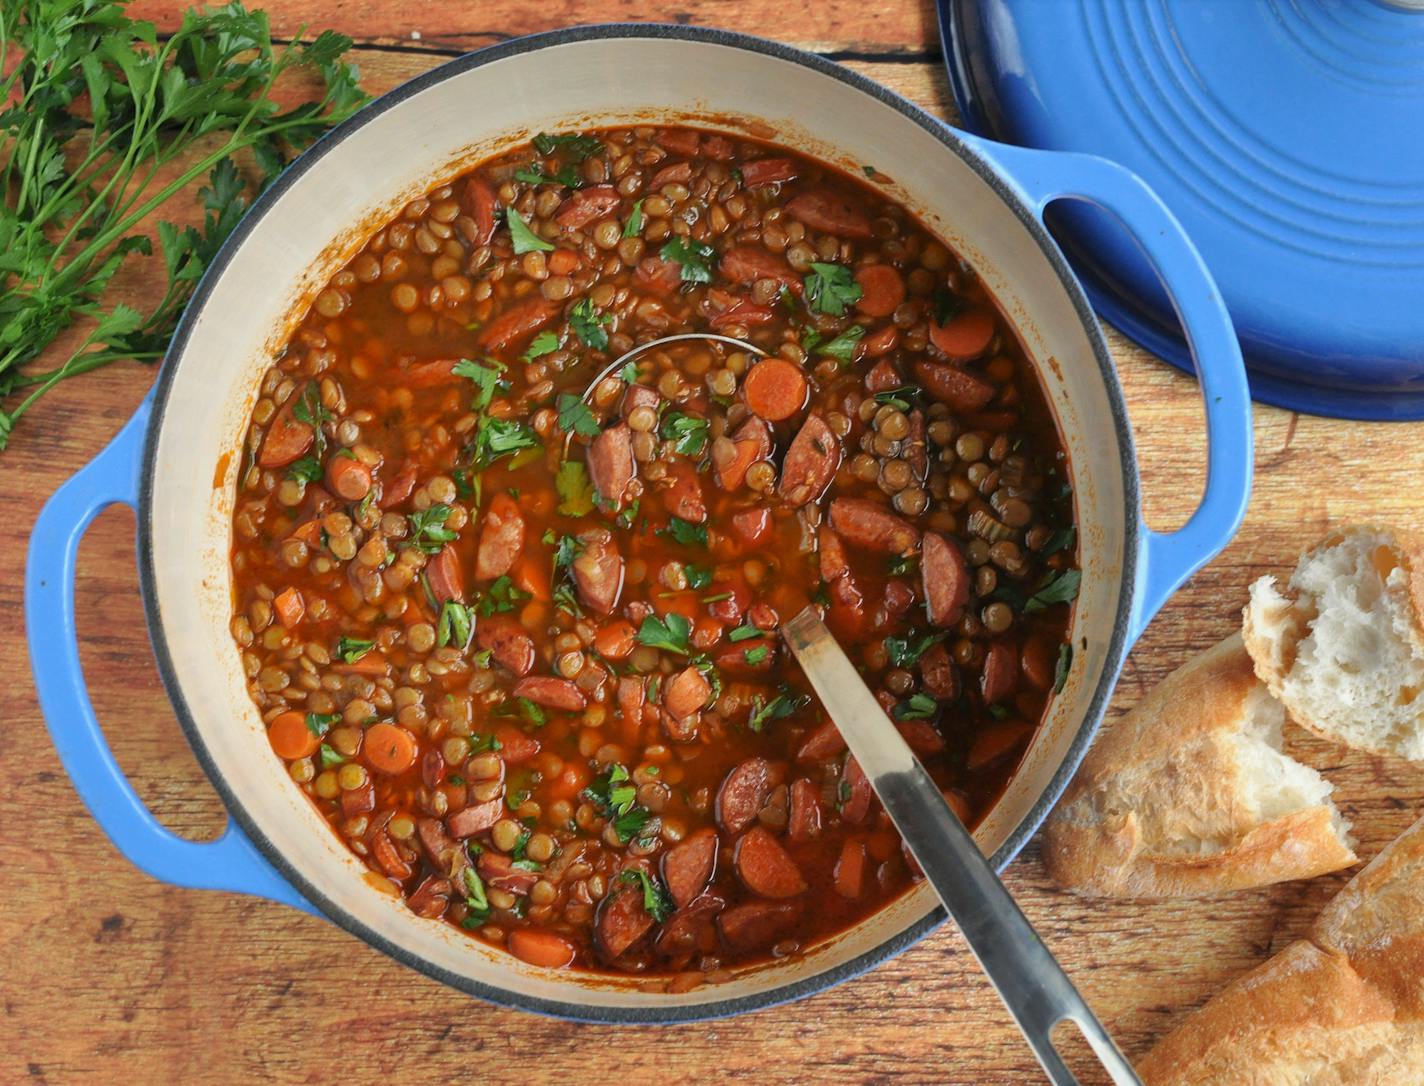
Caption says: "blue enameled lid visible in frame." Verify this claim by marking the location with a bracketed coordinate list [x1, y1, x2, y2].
[942, 0, 1424, 419]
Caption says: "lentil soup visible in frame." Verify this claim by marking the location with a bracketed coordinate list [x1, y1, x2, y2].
[228, 126, 1078, 979]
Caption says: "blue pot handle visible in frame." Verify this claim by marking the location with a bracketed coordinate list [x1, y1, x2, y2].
[959, 134, 1253, 641]
[25, 396, 314, 914]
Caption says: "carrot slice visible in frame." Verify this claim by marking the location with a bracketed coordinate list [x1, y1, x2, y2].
[273, 587, 305, 629]
[593, 619, 637, 660]
[929, 307, 996, 361]
[507, 929, 577, 969]
[742, 358, 808, 422]
[854, 264, 905, 318]
[268, 710, 318, 760]
[364, 722, 418, 775]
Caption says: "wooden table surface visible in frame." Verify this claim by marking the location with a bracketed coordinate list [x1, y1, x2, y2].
[5, 3, 1422, 1083]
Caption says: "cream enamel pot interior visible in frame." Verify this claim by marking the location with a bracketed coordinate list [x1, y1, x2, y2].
[26, 25, 1252, 1023]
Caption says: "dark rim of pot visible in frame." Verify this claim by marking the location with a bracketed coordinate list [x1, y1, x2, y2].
[137, 22, 1139, 1025]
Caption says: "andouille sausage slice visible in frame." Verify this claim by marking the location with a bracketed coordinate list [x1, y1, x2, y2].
[663, 665, 712, 722]
[913, 358, 995, 413]
[660, 458, 707, 524]
[720, 246, 802, 295]
[257, 396, 314, 468]
[475, 615, 536, 676]
[378, 461, 418, 509]
[922, 531, 970, 627]
[586, 423, 635, 510]
[594, 881, 655, 961]
[633, 254, 683, 296]
[818, 526, 851, 581]
[785, 188, 873, 239]
[571, 530, 624, 615]
[512, 676, 587, 713]
[555, 185, 621, 229]
[478, 851, 539, 894]
[716, 756, 776, 836]
[834, 839, 867, 900]
[896, 720, 947, 756]
[981, 640, 1018, 705]
[476, 295, 559, 353]
[475, 492, 524, 581]
[717, 900, 801, 953]
[615, 675, 646, 745]
[735, 826, 808, 898]
[661, 828, 719, 909]
[786, 778, 824, 843]
[426, 546, 465, 603]
[828, 497, 920, 555]
[796, 719, 847, 762]
[446, 797, 503, 838]
[839, 756, 873, 825]
[407, 875, 452, 919]
[654, 893, 725, 958]
[493, 723, 541, 764]
[416, 817, 458, 866]
[461, 175, 498, 245]
[779, 413, 842, 508]
[739, 157, 798, 188]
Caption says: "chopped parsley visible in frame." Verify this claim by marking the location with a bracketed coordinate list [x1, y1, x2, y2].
[547, 531, 584, 575]
[873, 386, 923, 413]
[623, 198, 644, 239]
[318, 743, 344, 769]
[618, 361, 640, 383]
[555, 460, 596, 516]
[660, 411, 708, 456]
[436, 600, 473, 649]
[515, 697, 547, 727]
[743, 645, 770, 666]
[893, 692, 939, 721]
[305, 711, 340, 737]
[468, 733, 502, 754]
[582, 764, 653, 842]
[406, 504, 457, 553]
[460, 867, 490, 928]
[513, 162, 581, 188]
[451, 357, 507, 410]
[1054, 643, 1073, 694]
[728, 621, 763, 643]
[887, 554, 919, 577]
[292, 383, 334, 456]
[803, 262, 863, 317]
[1025, 569, 1082, 613]
[1040, 527, 1077, 559]
[620, 869, 674, 922]
[659, 236, 716, 284]
[658, 516, 708, 547]
[286, 455, 323, 484]
[884, 630, 946, 669]
[811, 324, 865, 365]
[476, 575, 528, 617]
[932, 286, 966, 325]
[748, 686, 810, 733]
[556, 392, 601, 437]
[505, 207, 553, 254]
[470, 417, 539, 469]
[531, 131, 604, 159]
[334, 637, 374, 664]
[636, 612, 692, 656]
[521, 331, 561, 361]
[569, 297, 610, 350]
[683, 564, 713, 591]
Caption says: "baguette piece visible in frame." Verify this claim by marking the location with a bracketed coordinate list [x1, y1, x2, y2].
[1139, 814, 1424, 1085]
[1244, 526, 1424, 760]
[1044, 635, 1356, 897]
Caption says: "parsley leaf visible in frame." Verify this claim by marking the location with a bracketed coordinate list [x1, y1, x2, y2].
[471, 418, 539, 469]
[452, 358, 506, 411]
[748, 686, 810, 732]
[334, 637, 374, 664]
[932, 286, 966, 325]
[461, 867, 491, 928]
[407, 504, 457, 552]
[318, 743, 344, 769]
[743, 645, 770, 665]
[436, 600, 473, 649]
[620, 869, 674, 922]
[505, 207, 553, 253]
[618, 361, 640, 383]
[476, 575, 528, 617]
[728, 621, 764, 643]
[1040, 527, 1077, 559]
[884, 630, 946, 669]
[1054, 643, 1073, 694]
[684, 564, 713, 591]
[531, 132, 604, 160]
[660, 411, 708, 456]
[1025, 569, 1082, 613]
[569, 298, 610, 350]
[521, 331, 561, 362]
[804, 262, 863, 316]
[623, 198, 644, 239]
[557, 392, 602, 437]
[513, 162, 581, 188]
[873, 386, 923, 413]
[547, 531, 585, 575]
[286, 455, 323, 484]
[659, 237, 716, 284]
[636, 613, 692, 656]
[893, 692, 939, 720]
[581, 764, 651, 843]
[305, 711, 340, 738]
[812, 324, 865, 365]
[515, 698, 547, 727]
[658, 517, 708, 547]
[555, 460, 596, 516]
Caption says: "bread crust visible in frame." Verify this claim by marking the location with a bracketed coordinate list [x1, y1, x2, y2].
[1244, 526, 1424, 759]
[1139, 815, 1424, 1085]
[1044, 636, 1356, 898]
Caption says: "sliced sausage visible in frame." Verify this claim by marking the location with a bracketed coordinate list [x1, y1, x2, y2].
[371, 831, 413, 881]
[649, 161, 693, 188]
[555, 185, 621, 229]
[740, 157, 799, 188]
[326, 456, 372, 501]
[446, 797, 503, 838]
[660, 459, 706, 524]
[716, 756, 776, 836]
[860, 323, 899, 358]
[796, 719, 847, 762]
[655, 129, 702, 156]
[896, 720, 947, 756]
[476, 296, 559, 353]
[828, 497, 920, 555]
[426, 545, 465, 603]
[512, 676, 587, 713]
[664, 665, 712, 722]
[731, 507, 771, 547]
[717, 900, 800, 953]
[341, 780, 375, 818]
[720, 246, 801, 295]
[1021, 634, 1058, 692]
[713, 415, 772, 491]
[571, 529, 624, 615]
[707, 292, 775, 330]
[476, 615, 536, 676]
[919, 642, 959, 701]
[508, 929, 577, 969]
[913, 358, 996, 413]
[493, 723, 540, 764]
[407, 875, 452, 918]
[586, 423, 635, 510]
[475, 492, 525, 581]
[981, 640, 1018, 705]
[416, 817, 458, 866]
[478, 851, 539, 894]
[787, 778, 824, 843]
[839, 756, 873, 825]
[633, 255, 683, 296]
[594, 882, 655, 961]
[421, 748, 448, 789]
[654, 893, 725, 958]
[968, 720, 1032, 771]
[661, 828, 719, 909]
[257, 396, 314, 468]
[461, 175, 498, 246]
[864, 358, 904, 394]
[785, 188, 873, 239]
[379, 461, 418, 509]
[735, 826, 807, 899]
[818, 526, 852, 582]
[779, 413, 841, 508]
[906, 409, 928, 481]
[834, 839, 867, 899]
[615, 675, 646, 745]
[922, 531, 970, 627]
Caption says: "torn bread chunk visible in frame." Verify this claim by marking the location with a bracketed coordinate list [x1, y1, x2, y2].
[1139, 813, 1424, 1085]
[1044, 635, 1356, 897]
[1245, 526, 1424, 760]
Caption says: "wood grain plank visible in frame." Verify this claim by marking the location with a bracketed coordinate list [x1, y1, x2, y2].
[6, 31, 1424, 1086]
[126, 0, 943, 56]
